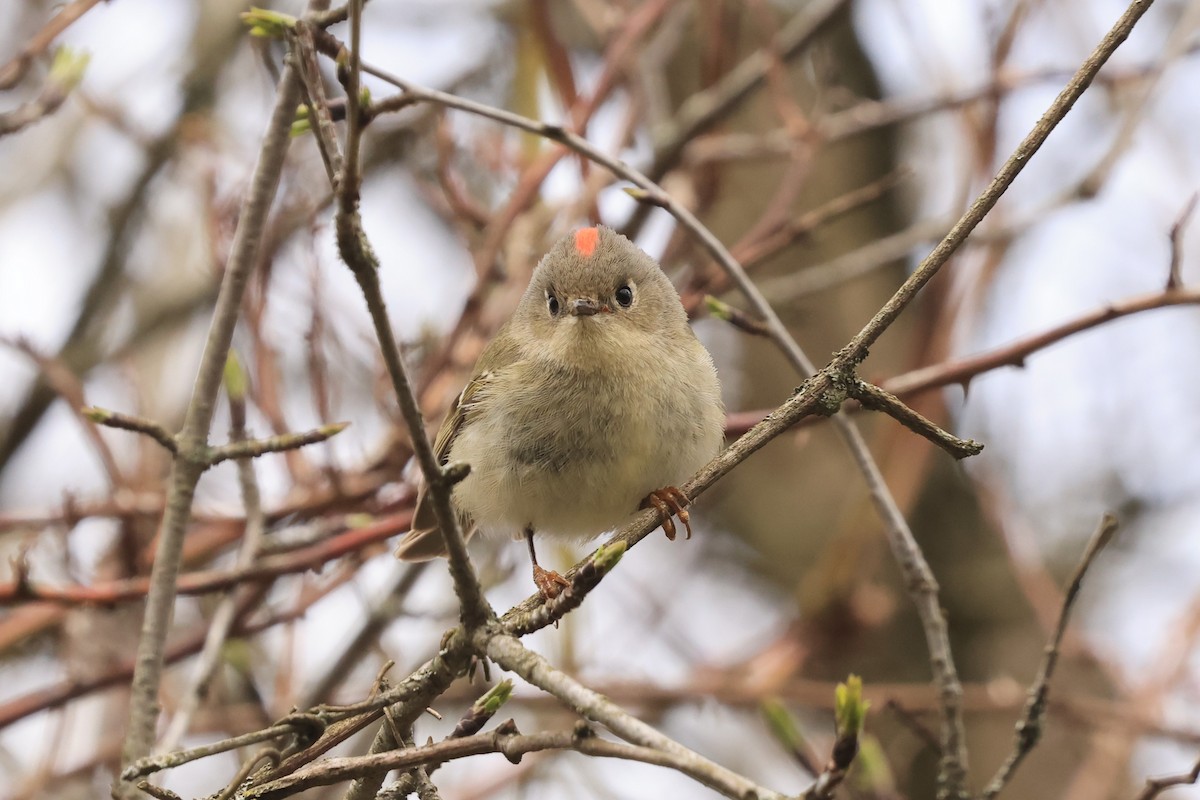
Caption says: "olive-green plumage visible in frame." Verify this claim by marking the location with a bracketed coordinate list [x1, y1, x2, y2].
[395, 226, 724, 563]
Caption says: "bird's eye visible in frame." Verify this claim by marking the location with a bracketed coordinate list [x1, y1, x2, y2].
[615, 285, 634, 308]
[547, 292, 560, 316]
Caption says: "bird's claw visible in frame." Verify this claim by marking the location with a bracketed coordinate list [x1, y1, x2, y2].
[533, 564, 570, 599]
[642, 486, 693, 541]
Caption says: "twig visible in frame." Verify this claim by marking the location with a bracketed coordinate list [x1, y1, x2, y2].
[850, 380, 984, 459]
[1135, 756, 1200, 800]
[734, 168, 911, 271]
[726, 284, 1200, 437]
[645, 0, 848, 179]
[208, 423, 350, 465]
[248, 634, 475, 787]
[215, 749, 282, 800]
[0, 340, 124, 485]
[4, 579, 342, 732]
[299, 563, 428, 706]
[81, 407, 178, 454]
[124, 717, 321, 781]
[0, 0, 103, 89]
[134, 782, 182, 800]
[754, 215, 956, 302]
[835, 416, 970, 798]
[81, 407, 348, 464]
[1166, 193, 1198, 289]
[0, 47, 89, 136]
[980, 514, 1119, 799]
[377, 681, 514, 798]
[0, 15, 244, 471]
[885, 699, 942, 751]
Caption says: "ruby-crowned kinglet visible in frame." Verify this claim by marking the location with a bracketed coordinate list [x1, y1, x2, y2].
[395, 226, 725, 596]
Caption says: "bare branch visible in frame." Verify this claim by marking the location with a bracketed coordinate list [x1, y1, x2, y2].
[0, 0, 102, 89]
[116, 18, 322, 774]
[0, 47, 89, 136]
[477, 631, 786, 800]
[981, 515, 1119, 799]
[294, 14, 492, 632]
[1167, 193, 1198, 290]
[840, 0, 1159, 362]
[81, 406, 178, 455]
[158, 357, 273, 752]
[1135, 756, 1200, 800]
[0, 512, 408, 607]
[247, 720, 771, 800]
[207, 422, 350, 466]
[850, 380, 984, 459]
[885, 286, 1200, 400]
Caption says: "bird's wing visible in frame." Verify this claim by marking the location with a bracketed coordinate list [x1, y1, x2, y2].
[432, 369, 493, 466]
[395, 371, 493, 561]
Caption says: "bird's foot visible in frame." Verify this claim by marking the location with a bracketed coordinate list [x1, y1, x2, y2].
[532, 564, 571, 600]
[641, 486, 692, 541]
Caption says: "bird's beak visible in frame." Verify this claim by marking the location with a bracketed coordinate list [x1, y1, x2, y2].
[570, 298, 601, 317]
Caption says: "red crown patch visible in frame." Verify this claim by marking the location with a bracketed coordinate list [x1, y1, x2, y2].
[573, 227, 599, 258]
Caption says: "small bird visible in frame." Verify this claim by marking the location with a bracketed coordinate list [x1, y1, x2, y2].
[395, 226, 725, 598]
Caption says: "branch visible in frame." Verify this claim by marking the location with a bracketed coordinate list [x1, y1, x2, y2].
[1136, 756, 1200, 800]
[123, 716, 324, 781]
[503, 542, 626, 636]
[477, 631, 786, 800]
[981, 514, 1119, 799]
[1166, 193, 1198, 290]
[883, 286, 1200, 399]
[839, 0, 1159, 362]
[118, 46, 308, 782]
[247, 634, 475, 788]
[2, 582, 335, 731]
[293, 14, 491, 632]
[726, 286, 1200, 437]
[246, 720, 767, 800]
[158, 357, 272, 752]
[207, 422, 350, 465]
[0, 512, 408, 607]
[0, 0, 102, 89]
[629, 0, 849, 238]
[850, 380, 983, 459]
[0, 47, 89, 136]
[81, 407, 177, 455]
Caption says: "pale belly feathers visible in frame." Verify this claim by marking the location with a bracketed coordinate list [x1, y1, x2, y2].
[447, 353, 722, 541]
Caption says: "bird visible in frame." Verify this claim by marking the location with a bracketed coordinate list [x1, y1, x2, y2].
[394, 225, 725, 598]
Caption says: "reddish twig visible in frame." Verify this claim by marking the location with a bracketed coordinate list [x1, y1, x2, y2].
[0, 512, 409, 606]
[725, 286, 1200, 436]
